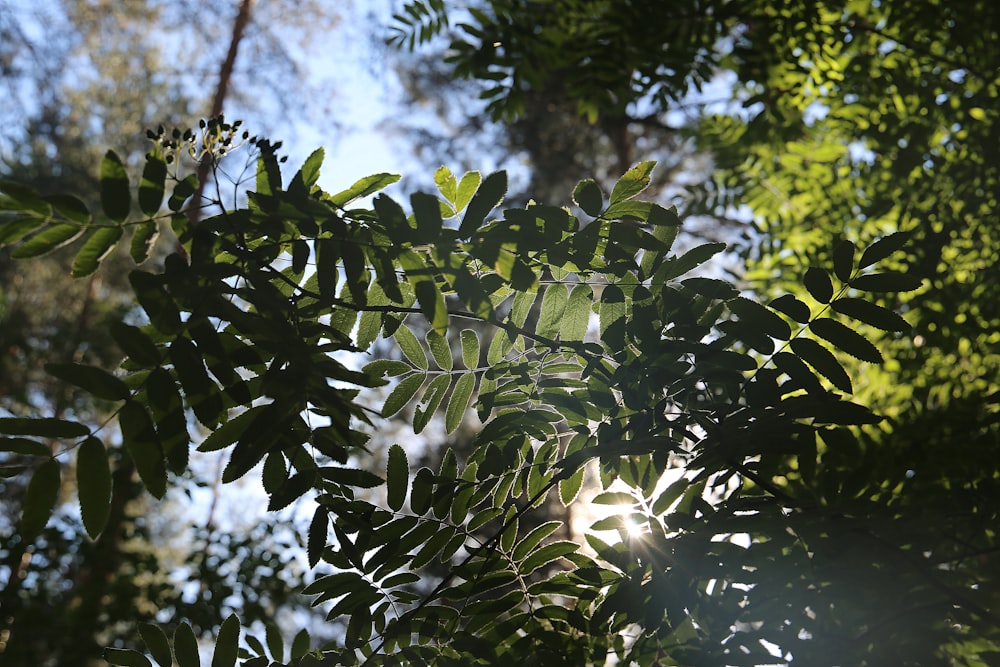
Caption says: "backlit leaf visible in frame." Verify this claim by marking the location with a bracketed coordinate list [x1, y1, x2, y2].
[394, 324, 428, 370]
[426, 331, 453, 371]
[536, 283, 569, 340]
[609, 161, 655, 203]
[130, 221, 159, 264]
[11, 223, 84, 258]
[445, 373, 475, 433]
[0, 417, 88, 439]
[561, 283, 593, 342]
[460, 329, 480, 369]
[329, 172, 401, 207]
[414, 374, 449, 433]
[768, 294, 811, 323]
[383, 374, 426, 418]
[72, 226, 123, 277]
[103, 649, 153, 667]
[519, 541, 578, 575]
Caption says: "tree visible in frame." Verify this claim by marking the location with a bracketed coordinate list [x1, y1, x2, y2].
[0, 111, 965, 664]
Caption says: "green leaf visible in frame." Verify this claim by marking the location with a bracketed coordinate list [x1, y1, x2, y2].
[173, 622, 200, 667]
[130, 220, 159, 264]
[460, 329, 480, 369]
[789, 338, 852, 393]
[512, 521, 563, 561]
[386, 443, 408, 511]
[11, 223, 84, 258]
[658, 242, 727, 280]
[398, 249, 448, 335]
[119, 401, 167, 499]
[414, 374, 449, 433]
[859, 231, 912, 269]
[139, 155, 167, 216]
[832, 240, 856, 281]
[77, 437, 112, 539]
[197, 406, 264, 452]
[445, 373, 475, 434]
[519, 541, 578, 575]
[803, 267, 834, 303]
[592, 491, 637, 505]
[460, 170, 506, 237]
[768, 294, 811, 323]
[21, 459, 60, 539]
[299, 147, 325, 189]
[103, 649, 153, 667]
[455, 171, 482, 212]
[560, 284, 593, 342]
[609, 161, 655, 203]
[212, 614, 241, 667]
[72, 226, 123, 277]
[434, 165, 457, 203]
[0, 215, 46, 245]
[329, 172, 401, 207]
[830, 298, 910, 332]
[383, 374, 426, 418]
[426, 331, 453, 371]
[536, 284, 569, 341]
[45, 194, 91, 224]
[394, 324, 429, 370]
[809, 318, 884, 363]
[0, 417, 89, 438]
[573, 179, 604, 216]
[291, 629, 310, 660]
[45, 362, 130, 401]
[599, 285, 627, 351]
[139, 623, 173, 667]
[849, 272, 923, 292]
[100, 150, 131, 222]
[168, 173, 198, 212]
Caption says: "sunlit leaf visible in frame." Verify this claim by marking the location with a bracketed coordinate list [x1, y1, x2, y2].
[460, 329, 480, 369]
[139, 155, 167, 216]
[72, 226, 123, 277]
[609, 161, 655, 203]
[11, 223, 84, 258]
[426, 330, 453, 371]
[445, 373, 475, 433]
[383, 374, 426, 418]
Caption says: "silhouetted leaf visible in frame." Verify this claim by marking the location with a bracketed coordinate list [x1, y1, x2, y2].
[104, 649, 153, 667]
[21, 459, 59, 539]
[119, 401, 166, 498]
[173, 622, 200, 667]
[859, 231, 912, 269]
[139, 155, 167, 216]
[460, 170, 506, 237]
[809, 318, 883, 363]
[139, 623, 172, 667]
[727, 296, 791, 340]
[803, 267, 834, 303]
[850, 272, 923, 293]
[830, 298, 911, 332]
[768, 294, 811, 323]
[789, 338, 852, 393]
[0, 417, 88, 439]
[212, 614, 241, 667]
[573, 179, 604, 216]
[110, 322, 162, 368]
[77, 437, 112, 539]
[832, 239, 856, 281]
[45, 362, 129, 401]
[387, 444, 408, 511]
[100, 150, 131, 222]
